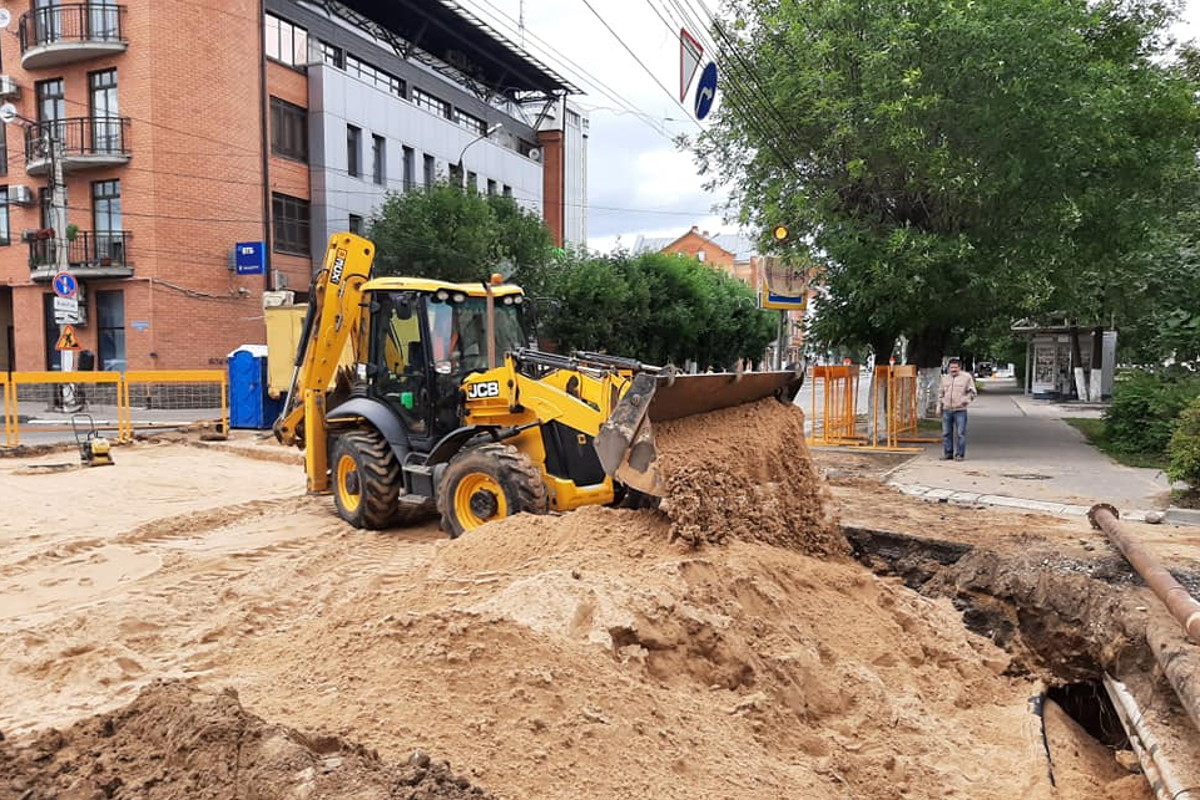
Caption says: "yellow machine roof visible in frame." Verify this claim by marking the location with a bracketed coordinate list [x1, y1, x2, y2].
[361, 276, 524, 297]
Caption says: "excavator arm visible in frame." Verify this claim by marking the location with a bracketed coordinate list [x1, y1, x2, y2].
[273, 233, 376, 491]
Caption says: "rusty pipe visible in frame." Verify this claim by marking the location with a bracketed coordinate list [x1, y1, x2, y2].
[1089, 503, 1200, 642]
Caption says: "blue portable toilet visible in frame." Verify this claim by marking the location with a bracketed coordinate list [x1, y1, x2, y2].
[228, 345, 284, 429]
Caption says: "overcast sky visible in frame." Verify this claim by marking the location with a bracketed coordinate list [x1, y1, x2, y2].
[461, 0, 1200, 253]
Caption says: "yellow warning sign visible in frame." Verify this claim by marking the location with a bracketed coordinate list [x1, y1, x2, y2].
[56, 324, 82, 351]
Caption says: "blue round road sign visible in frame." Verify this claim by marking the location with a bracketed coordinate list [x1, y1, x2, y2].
[694, 62, 718, 120]
[53, 271, 78, 298]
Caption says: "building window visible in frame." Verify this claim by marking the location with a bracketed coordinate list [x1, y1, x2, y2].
[35, 78, 64, 123]
[466, 171, 477, 192]
[348, 213, 363, 235]
[502, 184, 512, 198]
[92, 179, 124, 263]
[372, 134, 385, 185]
[97, 290, 126, 371]
[403, 146, 415, 191]
[0, 126, 7, 178]
[345, 54, 405, 98]
[454, 109, 486, 136]
[88, 69, 120, 153]
[0, 187, 9, 245]
[270, 97, 307, 162]
[318, 40, 344, 68]
[272, 193, 310, 255]
[346, 125, 361, 178]
[412, 88, 451, 119]
[423, 154, 435, 189]
[264, 12, 308, 68]
[487, 179, 497, 196]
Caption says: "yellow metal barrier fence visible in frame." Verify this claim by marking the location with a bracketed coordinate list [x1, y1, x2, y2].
[1, 369, 227, 448]
[808, 364, 861, 445]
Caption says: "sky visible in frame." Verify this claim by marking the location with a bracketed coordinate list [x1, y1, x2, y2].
[459, 0, 1200, 253]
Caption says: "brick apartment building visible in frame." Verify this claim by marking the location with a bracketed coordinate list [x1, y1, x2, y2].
[0, 0, 585, 373]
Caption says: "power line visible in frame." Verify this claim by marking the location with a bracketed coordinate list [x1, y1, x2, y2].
[575, 0, 702, 132]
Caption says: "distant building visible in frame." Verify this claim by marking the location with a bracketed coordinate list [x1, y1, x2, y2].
[633, 226, 811, 363]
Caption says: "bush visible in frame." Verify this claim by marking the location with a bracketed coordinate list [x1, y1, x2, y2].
[1104, 370, 1200, 455]
[1169, 397, 1200, 487]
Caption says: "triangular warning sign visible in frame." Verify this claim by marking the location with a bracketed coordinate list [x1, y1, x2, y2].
[56, 325, 81, 351]
[680, 28, 704, 102]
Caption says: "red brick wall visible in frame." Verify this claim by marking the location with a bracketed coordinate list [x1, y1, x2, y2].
[537, 129, 563, 247]
[661, 231, 736, 270]
[1, 0, 271, 371]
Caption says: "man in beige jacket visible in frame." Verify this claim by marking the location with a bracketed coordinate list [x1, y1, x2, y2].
[938, 358, 977, 461]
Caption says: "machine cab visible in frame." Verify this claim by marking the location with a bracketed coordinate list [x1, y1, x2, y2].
[363, 278, 527, 448]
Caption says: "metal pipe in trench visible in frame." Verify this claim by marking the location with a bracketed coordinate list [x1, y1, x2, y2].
[1088, 504, 1200, 641]
[1103, 674, 1196, 800]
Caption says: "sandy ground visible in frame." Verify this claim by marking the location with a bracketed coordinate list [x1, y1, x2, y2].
[0, 428, 1168, 799]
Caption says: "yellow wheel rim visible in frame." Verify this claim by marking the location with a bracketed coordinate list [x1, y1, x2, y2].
[336, 453, 361, 514]
[454, 473, 507, 530]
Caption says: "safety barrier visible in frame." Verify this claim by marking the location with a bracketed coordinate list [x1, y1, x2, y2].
[807, 364, 862, 445]
[1, 369, 227, 448]
[806, 363, 939, 451]
[869, 365, 939, 449]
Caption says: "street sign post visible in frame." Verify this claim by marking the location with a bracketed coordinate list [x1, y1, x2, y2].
[53, 271, 78, 298]
[694, 62, 718, 120]
[56, 324, 81, 351]
[680, 28, 704, 102]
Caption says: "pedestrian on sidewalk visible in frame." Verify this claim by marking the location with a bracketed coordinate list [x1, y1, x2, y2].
[938, 357, 977, 461]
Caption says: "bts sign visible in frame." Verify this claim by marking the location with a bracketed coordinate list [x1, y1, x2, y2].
[235, 241, 265, 275]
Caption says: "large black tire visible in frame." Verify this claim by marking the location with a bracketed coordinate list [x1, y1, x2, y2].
[437, 443, 549, 538]
[331, 430, 401, 529]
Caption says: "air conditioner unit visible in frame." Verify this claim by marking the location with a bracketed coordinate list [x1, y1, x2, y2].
[9, 185, 34, 206]
[0, 76, 19, 99]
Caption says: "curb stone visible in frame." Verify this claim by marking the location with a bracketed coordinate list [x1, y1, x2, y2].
[886, 480, 1154, 521]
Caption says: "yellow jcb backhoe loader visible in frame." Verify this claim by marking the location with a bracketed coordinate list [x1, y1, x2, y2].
[274, 232, 803, 536]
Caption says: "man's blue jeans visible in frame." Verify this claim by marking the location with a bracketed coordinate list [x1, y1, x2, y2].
[942, 409, 968, 458]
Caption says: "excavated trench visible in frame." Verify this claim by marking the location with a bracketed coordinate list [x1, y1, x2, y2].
[843, 521, 1200, 789]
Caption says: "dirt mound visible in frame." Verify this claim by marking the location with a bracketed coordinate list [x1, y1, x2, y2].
[0, 681, 492, 800]
[655, 398, 845, 555]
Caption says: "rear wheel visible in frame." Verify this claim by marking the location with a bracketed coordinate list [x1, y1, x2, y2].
[438, 443, 549, 538]
[332, 430, 402, 529]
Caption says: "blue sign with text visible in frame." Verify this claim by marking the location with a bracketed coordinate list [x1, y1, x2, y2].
[235, 241, 265, 275]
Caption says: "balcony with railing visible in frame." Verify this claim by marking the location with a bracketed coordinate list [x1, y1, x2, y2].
[28, 230, 133, 280]
[24, 117, 132, 175]
[19, 3, 128, 69]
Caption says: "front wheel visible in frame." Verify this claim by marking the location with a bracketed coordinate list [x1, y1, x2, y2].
[332, 430, 400, 529]
[437, 443, 549, 538]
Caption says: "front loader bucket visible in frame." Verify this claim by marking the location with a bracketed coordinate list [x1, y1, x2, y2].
[595, 370, 804, 497]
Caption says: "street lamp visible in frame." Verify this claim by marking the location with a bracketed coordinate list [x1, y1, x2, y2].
[454, 122, 503, 188]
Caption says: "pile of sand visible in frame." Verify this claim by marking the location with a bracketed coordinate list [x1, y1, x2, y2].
[654, 399, 845, 556]
[0, 681, 492, 800]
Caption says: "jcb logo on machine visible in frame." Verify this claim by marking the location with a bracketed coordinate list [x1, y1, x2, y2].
[329, 249, 348, 284]
[466, 381, 501, 400]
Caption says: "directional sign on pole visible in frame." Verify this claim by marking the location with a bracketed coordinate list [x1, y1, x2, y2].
[694, 61, 718, 121]
[52, 271, 78, 298]
[680, 28, 704, 102]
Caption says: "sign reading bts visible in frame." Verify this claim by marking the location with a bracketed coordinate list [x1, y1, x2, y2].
[235, 241, 265, 275]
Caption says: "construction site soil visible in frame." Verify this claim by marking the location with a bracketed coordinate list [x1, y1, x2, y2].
[0, 402, 1189, 799]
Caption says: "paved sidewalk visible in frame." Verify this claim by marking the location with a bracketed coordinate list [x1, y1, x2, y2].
[886, 378, 1171, 515]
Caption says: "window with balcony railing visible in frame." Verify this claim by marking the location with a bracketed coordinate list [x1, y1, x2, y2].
[20, 3, 126, 52]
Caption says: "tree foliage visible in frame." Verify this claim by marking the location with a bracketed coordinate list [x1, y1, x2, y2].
[368, 183, 555, 286]
[539, 250, 778, 369]
[694, 0, 1200, 365]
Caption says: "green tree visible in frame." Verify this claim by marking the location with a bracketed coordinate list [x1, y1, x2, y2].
[694, 0, 1200, 365]
[368, 183, 555, 286]
[540, 251, 777, 368]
